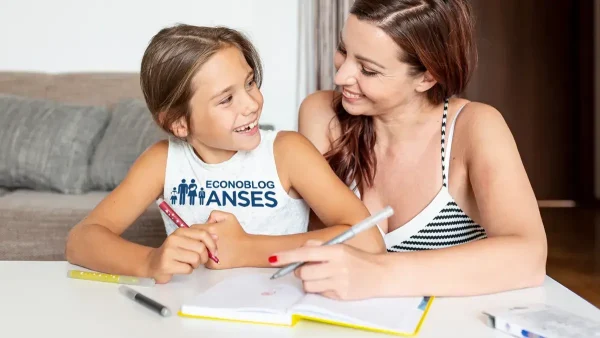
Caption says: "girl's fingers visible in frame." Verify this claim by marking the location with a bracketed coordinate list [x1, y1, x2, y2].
[173, 235, 208, 257]
[166, 255, 195, 274]
[180, 227, 218, 254]
[172, 247, 203, 269]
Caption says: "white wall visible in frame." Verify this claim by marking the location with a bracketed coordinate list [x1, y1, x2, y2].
[0, 0, 301, 131]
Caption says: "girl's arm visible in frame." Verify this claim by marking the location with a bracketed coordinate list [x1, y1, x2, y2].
[202, 131, 385, 269]
[65, 141, 217, 282]
[274, 131, 386, 252]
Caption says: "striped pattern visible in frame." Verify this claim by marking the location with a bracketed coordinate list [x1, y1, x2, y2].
[387, 99, 487, 252]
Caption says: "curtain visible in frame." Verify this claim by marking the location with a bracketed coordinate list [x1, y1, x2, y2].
[297, 0, 354, 110]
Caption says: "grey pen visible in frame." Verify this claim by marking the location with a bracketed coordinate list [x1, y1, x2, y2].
[119, 285, 171, 317]
[270, 206, 394, 280]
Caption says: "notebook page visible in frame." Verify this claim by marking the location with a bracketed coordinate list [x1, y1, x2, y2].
[181, 272, 305, 315]
[291, 294, 427, 333]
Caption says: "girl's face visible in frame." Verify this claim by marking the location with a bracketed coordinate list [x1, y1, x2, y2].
[173, 46, 263, 163]
[334, 15, 435, 116]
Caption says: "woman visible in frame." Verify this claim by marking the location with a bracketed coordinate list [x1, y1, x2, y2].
[269, 0, 547, 300]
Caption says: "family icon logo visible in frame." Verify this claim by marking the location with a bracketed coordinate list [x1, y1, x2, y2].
[170, 179, 279, 208]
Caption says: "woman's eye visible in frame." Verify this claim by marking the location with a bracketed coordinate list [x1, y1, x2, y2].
[246, 78, 255, 88]
[337, 44, 347, 55]
[360, 66, 378, 77]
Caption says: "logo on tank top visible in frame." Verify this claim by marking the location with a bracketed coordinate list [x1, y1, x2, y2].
[169, 178, 278, 208]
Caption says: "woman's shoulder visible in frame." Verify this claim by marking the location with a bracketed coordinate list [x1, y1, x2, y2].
[451, 99, 515, 159]
[298, 90, 341, 154]
[453, 100, 508, 136]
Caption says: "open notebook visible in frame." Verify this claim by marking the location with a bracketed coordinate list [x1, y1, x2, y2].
[178, 272, 433, 336]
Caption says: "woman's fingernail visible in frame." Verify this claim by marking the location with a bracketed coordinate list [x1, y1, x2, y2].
[268, 255, 278, 263]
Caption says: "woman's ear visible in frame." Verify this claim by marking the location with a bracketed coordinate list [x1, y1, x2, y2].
[415, 70, 437, 93]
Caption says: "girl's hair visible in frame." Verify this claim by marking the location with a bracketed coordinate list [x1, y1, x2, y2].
[140, 24, 263, 135]
[325, 0, 477, 194]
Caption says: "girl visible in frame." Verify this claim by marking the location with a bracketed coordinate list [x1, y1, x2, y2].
[66, 24, 385, 284]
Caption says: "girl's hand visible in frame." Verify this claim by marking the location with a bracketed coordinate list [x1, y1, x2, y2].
[144, 227, 218, 283]
[197, 210, 252, 270]
[269, 240, 386, 300]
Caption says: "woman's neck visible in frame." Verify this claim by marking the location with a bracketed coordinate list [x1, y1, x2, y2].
[373, 98, 441, 150]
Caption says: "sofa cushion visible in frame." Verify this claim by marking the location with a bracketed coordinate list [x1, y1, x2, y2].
[90, 99, 167, 190]
[0, 190, 167, 260]
[0, 94, 110, 194]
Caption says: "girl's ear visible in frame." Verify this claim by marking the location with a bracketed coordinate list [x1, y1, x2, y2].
[414, 70, 437, 93]
[158, 110, 189, 138]
[170, 116, 189, 138]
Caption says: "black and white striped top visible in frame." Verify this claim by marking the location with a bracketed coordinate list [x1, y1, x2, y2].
[384, 99, 487, 252]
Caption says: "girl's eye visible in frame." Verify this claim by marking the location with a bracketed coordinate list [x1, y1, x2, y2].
[246, 78, 255, 88]
[360, 66, 378, 77]
[220, 96, 232, 105]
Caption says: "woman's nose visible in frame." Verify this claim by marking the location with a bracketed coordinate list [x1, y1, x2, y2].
[334, 61, 358, 87]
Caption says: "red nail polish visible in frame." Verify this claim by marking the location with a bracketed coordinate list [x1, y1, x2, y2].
[268, 255, 278, 263]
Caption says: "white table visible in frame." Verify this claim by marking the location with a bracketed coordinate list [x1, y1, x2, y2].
[1, 261, 598, 337]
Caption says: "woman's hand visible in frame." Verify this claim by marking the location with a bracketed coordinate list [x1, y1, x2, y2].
[269, 240, 386, 300]
[144, 227, 218, 283]
[197, 210, 252, 270]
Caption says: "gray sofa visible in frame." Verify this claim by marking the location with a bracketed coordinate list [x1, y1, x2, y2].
[0, 72, 169, 260]
[0, 72, 275, 261]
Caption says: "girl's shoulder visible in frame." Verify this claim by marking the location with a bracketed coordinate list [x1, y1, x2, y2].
[298, 90, 341, 154]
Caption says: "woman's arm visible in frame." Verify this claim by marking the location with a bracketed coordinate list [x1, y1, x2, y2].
[65, 141, 217, 282]
[270, 103, 547, 299]
[378, 103, 547, 296]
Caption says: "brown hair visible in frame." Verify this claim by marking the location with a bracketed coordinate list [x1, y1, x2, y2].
[325, 0, 477, 194]
[140, 24, 263, 135]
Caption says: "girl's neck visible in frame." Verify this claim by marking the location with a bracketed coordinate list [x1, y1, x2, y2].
[188, 137, 238, 164]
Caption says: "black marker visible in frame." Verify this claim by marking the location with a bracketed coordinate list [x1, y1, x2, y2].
[119, 285, 171, 317]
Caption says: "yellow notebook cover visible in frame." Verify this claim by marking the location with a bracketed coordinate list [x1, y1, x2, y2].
[178, 272, 434, 336]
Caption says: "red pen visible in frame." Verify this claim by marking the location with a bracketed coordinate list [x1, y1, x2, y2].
[155, 197, 219, 264]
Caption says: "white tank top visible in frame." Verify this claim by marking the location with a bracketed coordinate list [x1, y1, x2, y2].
[159, 130, 309, 236]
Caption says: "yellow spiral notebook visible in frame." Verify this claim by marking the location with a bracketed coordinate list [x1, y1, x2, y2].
[178, 272, 434, 336]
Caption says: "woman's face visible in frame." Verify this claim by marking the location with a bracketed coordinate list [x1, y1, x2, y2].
[334, 15, 432, 116]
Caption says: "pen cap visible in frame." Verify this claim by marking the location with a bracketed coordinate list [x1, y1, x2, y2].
[119, 285, 137, 300]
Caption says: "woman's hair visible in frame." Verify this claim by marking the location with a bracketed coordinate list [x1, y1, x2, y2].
[140, 24, 263, 136]
[325, 0, 477, 194]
